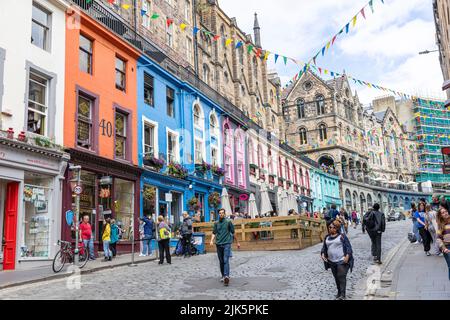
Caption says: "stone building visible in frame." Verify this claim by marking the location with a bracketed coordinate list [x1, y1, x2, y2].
[282, 70, 429, 213]
[433, 0, 450, 100]
[98, 0, 278, 131]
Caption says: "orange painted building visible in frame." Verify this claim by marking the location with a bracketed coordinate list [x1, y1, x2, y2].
[61, 10, 142, 254]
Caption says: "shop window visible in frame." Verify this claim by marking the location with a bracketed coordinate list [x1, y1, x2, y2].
[79, 34, 93, 74]
[115, 56, 126, 91]
[114, 179, 135, 241]
[115, 110, 128, 160]
[143, 72, 154, 106]
[167, 87, 175, 118]
[77, 93, 94, 150]
[77, 171, 96, 241]
[27, 71, 48, 136]
[194, 193, 205, 220]
[31, 2, 51, 51]
[21, 173, 52, 258]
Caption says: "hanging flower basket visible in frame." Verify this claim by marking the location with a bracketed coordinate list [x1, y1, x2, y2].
[167, 162, 188, 179]
[208, 192, 221, 208]
[212, 165, 225, 177]
[196, 161, 212, 173]
[188, 197, 201, 211]
[143, 186, 156, 202]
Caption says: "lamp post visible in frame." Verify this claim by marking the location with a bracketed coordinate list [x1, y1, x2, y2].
[69, 165, 82, 266]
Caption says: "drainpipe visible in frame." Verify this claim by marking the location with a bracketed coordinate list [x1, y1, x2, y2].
[133, 0, 137, 41]
[192, 0, 199, 76]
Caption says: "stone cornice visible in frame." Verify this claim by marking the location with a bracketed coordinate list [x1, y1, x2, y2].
[0, 137, 69, 161]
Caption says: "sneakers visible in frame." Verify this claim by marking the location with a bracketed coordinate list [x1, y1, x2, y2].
[220, 277, 224, 283]
[426, 251, 431, 256]
[224, 277, 230, 286]
[139, 253, 146, 257]
[413, 241, 420, 244]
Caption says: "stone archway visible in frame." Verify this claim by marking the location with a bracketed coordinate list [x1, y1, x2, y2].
[318, 155, 336, 174]
[367, 193, 373, 211]
[352, 191, 359, 211]
[359, 193, 366, 214]
[345, 189, 352, 211]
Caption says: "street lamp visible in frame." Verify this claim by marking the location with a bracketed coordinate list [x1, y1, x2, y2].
[69, 165, 81, 266]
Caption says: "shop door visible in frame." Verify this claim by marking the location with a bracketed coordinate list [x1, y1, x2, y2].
[171, 193, 182, 227]
[3, 182, 19, 270]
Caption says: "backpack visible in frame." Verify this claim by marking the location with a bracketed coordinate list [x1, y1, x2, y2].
[363, 211, 376, 230]
[407, 232, 417, 243]
[159, 225, 171, 240]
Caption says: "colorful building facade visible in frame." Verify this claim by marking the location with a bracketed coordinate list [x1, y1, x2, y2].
[61, 9, 141, 253]
[310, 168, 342, 213]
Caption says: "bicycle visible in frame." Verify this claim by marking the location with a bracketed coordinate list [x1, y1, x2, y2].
[52, 240, 89, 273]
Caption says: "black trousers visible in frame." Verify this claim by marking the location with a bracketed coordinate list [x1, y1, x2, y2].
[110, 242, 117, 257]
[418, 227, 431, 252]
[158, 239, 171, 263]
[182, 234, 192, 255]
[330, 262, 350, 297]
[368, 232, 382, 261]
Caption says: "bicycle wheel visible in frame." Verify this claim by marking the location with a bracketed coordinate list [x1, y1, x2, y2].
[76, 247, 89, 269]
[52, 250, 66, 273]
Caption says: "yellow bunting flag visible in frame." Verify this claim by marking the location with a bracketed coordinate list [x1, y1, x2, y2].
[264, 51, 270, 61]
[180, 23, 187, 31]
[367, 83, 372, 88]
[326, 41, 331, 50]
[122, 4, 131, 9]
[324, 69, 329, 75]
[352, 15, 357, 27]
[225, 38, 232, 46]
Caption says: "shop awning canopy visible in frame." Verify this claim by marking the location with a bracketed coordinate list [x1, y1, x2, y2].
[259, 183, 274, 215]
[248, 193, 259, 219]
[220, 188, 233, 217]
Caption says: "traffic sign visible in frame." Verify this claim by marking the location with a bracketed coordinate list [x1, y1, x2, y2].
[73, 185, 83, 195]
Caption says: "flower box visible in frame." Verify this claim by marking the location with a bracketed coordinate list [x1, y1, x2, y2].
[167, 162, 188, 179]
[143, 156, 165, 172]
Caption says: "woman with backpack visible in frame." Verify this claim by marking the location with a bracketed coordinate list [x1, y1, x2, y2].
[110, 219, 120, 258]
[321, 219, 354, 300]
[157, 215, 172, 265]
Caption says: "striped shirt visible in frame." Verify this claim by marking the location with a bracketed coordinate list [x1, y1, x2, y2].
[436, 222, 450, 250]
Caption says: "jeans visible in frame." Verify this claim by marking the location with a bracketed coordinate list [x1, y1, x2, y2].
[103, 240, 111, 258]
[158, 239, 171, 264]
[413, 223, 422, 242]
[110, 242, 117, 257]
[443, 245, 450, 280]
[142, 236, 152, 255]
[368, 231, 382, 261]
[83, 238, 95, 259]
[330, 262, 350, 297]
[181, 234, 192, 256]
[216, 243, 232, 278]
[418, 227, 431, 252]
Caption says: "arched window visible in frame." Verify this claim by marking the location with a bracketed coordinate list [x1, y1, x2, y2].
[268, 149, 273, 174]
[209, 113, 218, 136]
[270, 90, 274, 104]
[319, 124, 327, 141]
[253, 56, 258, 80]
[293, 165, 298, 184]
[193, 104, 205, 164]
[202, 64, 210, 85]
[224, 124, 231, 147]
[258, 145, 264, 169]
[285, 160, 290, 181]
[299, 127, 307, 145]
[316, 95, 325, 115]
[279, 156, 283, 178]
[297, 98, 305, 119]
[194, 104, 202, 127]
[220, 25, 226, 49]
[248, 138, 254, 164]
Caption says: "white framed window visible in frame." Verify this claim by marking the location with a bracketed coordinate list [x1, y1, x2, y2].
[167, 87, 175, 117]
[167, 128, 179, 164]
[143, 117, 158, 158]
[211, 147, 218, 166]
[193, 104, 202, 128]
[142, 0, 151, 28]
[27, 71, 48, 136]
[186, 37, 193, 65]
[237, 161, 244, 185]
[184, 0, 191, 22]
[225, 155, 232, 180]
[203, 64, 210, 85]
[31, 2, 51, 51]
[166, 21, 174, 47]
[195, 139, 204, 164]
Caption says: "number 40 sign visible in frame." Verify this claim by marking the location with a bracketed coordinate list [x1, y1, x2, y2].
[99, 119, 113, 137]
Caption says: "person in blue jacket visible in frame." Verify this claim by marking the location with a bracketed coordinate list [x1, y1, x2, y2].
[321, 219, 354, 300]
[140, 214, 154, 257]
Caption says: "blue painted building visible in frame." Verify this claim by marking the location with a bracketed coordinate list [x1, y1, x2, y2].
[137, 55, 226, 226]
[310, 168, 342, 213]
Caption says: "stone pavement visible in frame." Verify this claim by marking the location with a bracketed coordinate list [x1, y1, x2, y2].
[390, 243, 450, 300]
[0, 220, 411, 300]
[0, 252, 156, 290]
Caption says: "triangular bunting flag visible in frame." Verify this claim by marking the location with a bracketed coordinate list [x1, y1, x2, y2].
[140, 9, 147, 16]
[151, 13, 159, 20]
[360, 8, 366, 19]
[235, 41, 243, 48]
[274, 54, 279, 64]
[247, 44, 254, 53]
[283, 56, 288, 65]
[294, 73, 298, 81]
[352, 15, 357, 27]
[369, 0, 374, 13]
[330, 71, 334, 77]
[318, 67, 322, 74]
[338, 29, 344, 35]
[380, 0, 384, 4]
[256, 48, 262, 57]
[180, 23, 187, 31]
[263, 51, 270, 61]
[324, 69, 329, 75]
[345, 23, 350, 33]
[213, 35, 220, 41]
[122, 4, 130, 10]
[108, 0, 114, 3]
[331, 35, 337, 45]
[326, 41, 331, 50]
[226, 39, 232, 46]
[193, 27, 200, 35]
[322, 46, 326, 56]
[166, 18, 174, 27]
[313, 57, 317, 65]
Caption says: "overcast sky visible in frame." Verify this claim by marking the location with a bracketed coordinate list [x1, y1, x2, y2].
[218, 0, 445, 105]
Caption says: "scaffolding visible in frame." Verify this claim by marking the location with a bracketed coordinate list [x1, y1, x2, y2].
[413, 98, 450, 185]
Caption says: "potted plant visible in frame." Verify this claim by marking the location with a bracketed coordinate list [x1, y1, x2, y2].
[188, 196, 201, 211]
[208, 192, 221, 209]
[143, 155, 165, 171]
[34, 136, 52, 148]
[212, 165, 225, 177]
[167, 162, 188, 179]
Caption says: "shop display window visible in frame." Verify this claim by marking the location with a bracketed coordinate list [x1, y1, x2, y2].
[143, 185, 157, 215]
[22, 172, 52, 258]
[114, 179, 134, 241]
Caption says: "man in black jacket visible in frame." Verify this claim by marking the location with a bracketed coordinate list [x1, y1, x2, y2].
[363, 203, 386, 264]
[181, 212, 194, 257]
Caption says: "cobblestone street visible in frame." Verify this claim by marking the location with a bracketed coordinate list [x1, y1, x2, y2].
[0, 220, 412, 300]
